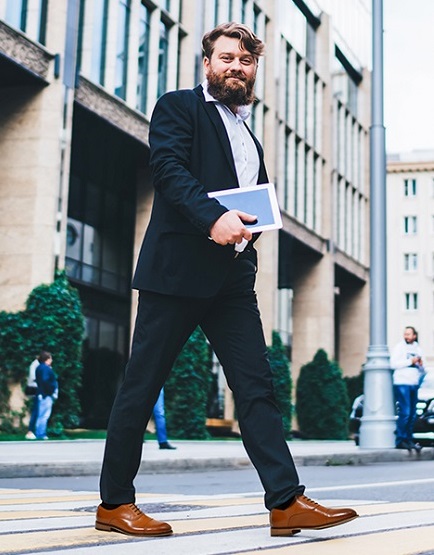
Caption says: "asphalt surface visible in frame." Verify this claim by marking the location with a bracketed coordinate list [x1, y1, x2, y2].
[2, 440, 434, 554]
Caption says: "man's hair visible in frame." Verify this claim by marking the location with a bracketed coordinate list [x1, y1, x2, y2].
[38, 351, 52, 363]
[202, 22, 265, 60]
[405, 326, 417, 337]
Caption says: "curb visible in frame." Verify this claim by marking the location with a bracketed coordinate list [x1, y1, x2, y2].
[1, 448, 433, 478]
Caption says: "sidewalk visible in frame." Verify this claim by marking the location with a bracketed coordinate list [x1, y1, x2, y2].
[1, 439, 433, 478]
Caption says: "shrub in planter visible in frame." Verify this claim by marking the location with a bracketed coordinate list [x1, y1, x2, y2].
[164, 327, 213, 439]
[268, 331, 292, 439]
[296, 349, 349, 440]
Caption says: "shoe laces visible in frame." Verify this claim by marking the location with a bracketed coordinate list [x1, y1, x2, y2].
[300, 495, 319, 506]
[128, 503, 144, 516]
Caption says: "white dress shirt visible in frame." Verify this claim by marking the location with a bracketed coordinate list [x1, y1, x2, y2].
[202, 80, 259, 188]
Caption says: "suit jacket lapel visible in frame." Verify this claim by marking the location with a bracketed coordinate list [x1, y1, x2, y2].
[194, 85, 238, 184]
[193, 85, 268, 186]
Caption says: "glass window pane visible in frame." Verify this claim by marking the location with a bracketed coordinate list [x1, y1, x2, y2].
[158, 21, 169, 98]
[114, 0, 131, 100]
[99, 321, 117, 350]
[91, 0, 108, 85]
[136, 3, 151, 113]
[5, 0, 27, 31]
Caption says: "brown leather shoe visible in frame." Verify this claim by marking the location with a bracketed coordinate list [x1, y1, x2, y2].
[270, 495, 358, 536]
[95, 503, 173, 536]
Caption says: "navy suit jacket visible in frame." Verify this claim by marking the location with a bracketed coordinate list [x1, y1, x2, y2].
[132, 85, 269, 298]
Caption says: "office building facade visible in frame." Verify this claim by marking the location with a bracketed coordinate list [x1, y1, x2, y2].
[0, 0, 371, 426]
[387, 151, 434, 366]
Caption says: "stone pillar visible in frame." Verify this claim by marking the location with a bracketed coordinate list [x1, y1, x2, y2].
[291, 251, 335, 383]
[339, 282, 370, 376]
[0, 3, 69, 311]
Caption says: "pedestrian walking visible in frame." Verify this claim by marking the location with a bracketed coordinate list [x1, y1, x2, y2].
[95, 22, 358, 538]
[35, 352, 58, 440]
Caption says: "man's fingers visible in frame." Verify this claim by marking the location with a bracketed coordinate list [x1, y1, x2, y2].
[209, 210, 256, 245]
[235, 210, 257, 223]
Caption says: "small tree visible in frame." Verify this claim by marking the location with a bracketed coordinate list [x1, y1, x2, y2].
[296, 349, 349, 440]
[164, 327, 213, 439]
[268, 331, 292, 439]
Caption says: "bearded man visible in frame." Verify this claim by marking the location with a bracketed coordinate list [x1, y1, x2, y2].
[95, 22, 358, 538]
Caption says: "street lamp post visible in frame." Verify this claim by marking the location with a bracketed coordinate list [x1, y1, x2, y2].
[359, 0, 396, 448]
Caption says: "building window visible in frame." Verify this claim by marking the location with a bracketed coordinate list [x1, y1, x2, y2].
[277, 288, 293, 349]
[90, 0, 109, 85]
[253, 4, 260, 35]
[66, 111, 137, 296]
[404, 178, 417, 197]
[228, 0, 234, 20]
[5, 0, 48, 44]
[241, 0, 247, 23]
[136, 3, 151, 113]
[157, 20, 170, 98]
[404, 293, 418, 311]
[114, 0, 131, 100]
[5, 0, 27, 33]
[404, 253, 418, 272]
[404, 216, 417, 235]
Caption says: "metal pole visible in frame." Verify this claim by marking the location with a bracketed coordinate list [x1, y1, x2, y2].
[359, 0, 396, 448]
[54, 0, 81, 274]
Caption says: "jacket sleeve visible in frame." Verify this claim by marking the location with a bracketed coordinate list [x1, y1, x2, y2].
[149, 91, 228, 235]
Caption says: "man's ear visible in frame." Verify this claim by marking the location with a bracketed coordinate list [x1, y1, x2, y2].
[203, 56, 210, 74]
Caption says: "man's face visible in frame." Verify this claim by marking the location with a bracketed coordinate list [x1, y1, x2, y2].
[204, 35, 257, 107]
[404, 328, 416, 344]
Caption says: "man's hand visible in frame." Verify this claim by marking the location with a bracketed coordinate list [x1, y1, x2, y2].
[209, 210, 257, 246]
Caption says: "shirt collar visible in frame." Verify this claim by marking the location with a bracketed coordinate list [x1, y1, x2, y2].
[201, 80, 251, 122]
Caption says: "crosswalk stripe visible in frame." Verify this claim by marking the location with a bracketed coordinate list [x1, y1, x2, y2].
[241, 525, 434, 555]
[1, 488, 434, 555]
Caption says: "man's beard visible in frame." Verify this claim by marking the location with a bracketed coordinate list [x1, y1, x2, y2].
[207, 68, 256, 107]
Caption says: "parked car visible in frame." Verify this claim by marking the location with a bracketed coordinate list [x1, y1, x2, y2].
[413, 369, 434, 447]
[349, 369, 434, 447]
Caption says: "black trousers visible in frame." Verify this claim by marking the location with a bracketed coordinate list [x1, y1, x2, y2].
[99, 258, 305, 510]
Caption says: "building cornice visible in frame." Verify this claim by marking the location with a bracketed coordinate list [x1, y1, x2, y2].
[281, 213, 326, 255]
[334, 247, 369, 283]
[387, 160, 434, 173]
[75, 76, 150, 145]
[0, 20, 53, 82]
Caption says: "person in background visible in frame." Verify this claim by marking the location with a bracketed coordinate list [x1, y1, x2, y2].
[35, 352, 58, 440]
[25, 354, 41, 440]
[153, 388, 176, 450]
[95, 22, 358, 538]
[390, 326, 425, 452]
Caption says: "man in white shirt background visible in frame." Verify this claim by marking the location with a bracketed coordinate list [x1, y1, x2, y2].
[390, 326, 425, 451]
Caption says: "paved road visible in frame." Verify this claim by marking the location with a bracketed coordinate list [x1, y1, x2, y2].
[2, 484, 434, 554]
[1, 440, 434, 554]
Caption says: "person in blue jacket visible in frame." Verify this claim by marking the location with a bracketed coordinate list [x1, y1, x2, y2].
[35, 351, 58, 440]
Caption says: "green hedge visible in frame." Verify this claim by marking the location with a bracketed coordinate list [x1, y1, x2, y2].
[0, 271, 84, 434]
[296, 349, 349, 440]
